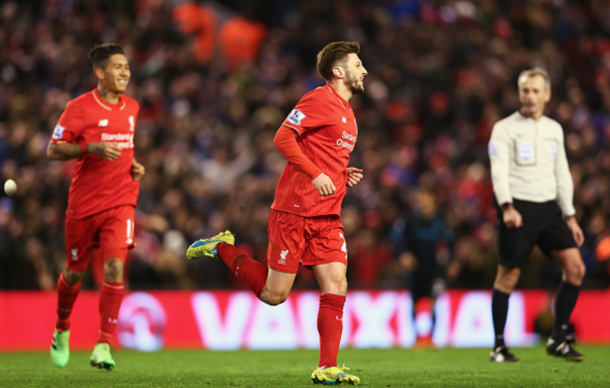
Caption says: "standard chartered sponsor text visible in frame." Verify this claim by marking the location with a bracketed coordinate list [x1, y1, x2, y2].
[101, 133, 134, 149]
[337, 131, 356, 150]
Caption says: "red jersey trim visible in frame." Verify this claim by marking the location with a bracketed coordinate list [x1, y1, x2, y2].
[282, 123, 301, 135]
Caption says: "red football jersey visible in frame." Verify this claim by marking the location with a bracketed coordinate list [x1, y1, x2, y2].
[272, 84, 358, 217]
[51, 89, 140, 218]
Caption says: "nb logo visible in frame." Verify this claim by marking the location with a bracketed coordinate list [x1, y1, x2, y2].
[342, 116, 347, 123]
[278, 250, 289, 265]
[71, 248, 78, 261]
[98, 119, 109, 127]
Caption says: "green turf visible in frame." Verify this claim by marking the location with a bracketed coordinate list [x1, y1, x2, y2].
[0, 346, 609, 387]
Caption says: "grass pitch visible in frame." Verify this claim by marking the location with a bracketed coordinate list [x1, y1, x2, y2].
[1, 346, 609, 387]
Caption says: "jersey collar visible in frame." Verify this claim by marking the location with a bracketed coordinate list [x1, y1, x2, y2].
[92, 89, 127, 111]
[325, 84, 351, 111]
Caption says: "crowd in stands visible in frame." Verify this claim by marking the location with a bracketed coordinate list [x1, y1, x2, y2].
[1, 0, 609, 291]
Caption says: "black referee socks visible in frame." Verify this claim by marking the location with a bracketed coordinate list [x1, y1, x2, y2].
[492, 289, 510, 348]
[552, 281, 581, 340]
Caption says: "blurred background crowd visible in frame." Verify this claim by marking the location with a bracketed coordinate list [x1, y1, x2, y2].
[1, 0, 609, 291]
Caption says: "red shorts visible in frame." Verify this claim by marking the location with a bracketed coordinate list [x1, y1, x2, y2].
[64, 205, 135, 272]
[267, 209, 348, 273]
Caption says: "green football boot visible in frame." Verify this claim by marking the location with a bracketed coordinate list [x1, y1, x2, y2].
[186, 230, 235, 259]
[50, 328, 70, 368]
[311, 362, 360, 385]
[90, 343, 116, 371]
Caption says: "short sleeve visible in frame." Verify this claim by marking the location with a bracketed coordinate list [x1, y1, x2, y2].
[281, 92, 328, 136]
[51, 100, 84, 143]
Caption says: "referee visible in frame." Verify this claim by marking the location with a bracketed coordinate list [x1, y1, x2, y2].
[488, 67, 585, 363]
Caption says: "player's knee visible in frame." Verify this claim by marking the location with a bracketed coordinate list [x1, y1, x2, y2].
[63, 268, 85, 284]
[494, 273, 518, 293]
[566, 261, 586, 283]
[265, 292, 289, 306]
[103, 258, 124, 281]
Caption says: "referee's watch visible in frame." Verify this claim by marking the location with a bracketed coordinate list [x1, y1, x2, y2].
[501, 202, 512, 210]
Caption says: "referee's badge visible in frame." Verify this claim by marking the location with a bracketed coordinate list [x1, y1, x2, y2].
[515, 140, 536, 165]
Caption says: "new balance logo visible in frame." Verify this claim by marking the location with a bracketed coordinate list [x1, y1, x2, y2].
[278, 250, 289, 265]
[98, 119, 109, 127]
[71, 248, 78, 261]
[342, 116, 347, 123]
[108, 318, 118, 324]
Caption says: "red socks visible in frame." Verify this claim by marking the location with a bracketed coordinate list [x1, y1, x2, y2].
[318, 294, 346, 368]
[215, 243, 345, 368]
[97, 281, 125, 345]
[217, 243, 268, 298]
[55, 273, 82, 332]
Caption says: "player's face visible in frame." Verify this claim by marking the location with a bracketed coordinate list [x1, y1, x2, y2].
[101, 54, 131, 93]
[518, 75, 550, 119]
[342, 53, 367, 95]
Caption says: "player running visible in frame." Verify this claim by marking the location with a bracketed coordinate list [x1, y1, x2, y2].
[47, 43, 144, 370]
[187, 41, 366, 385]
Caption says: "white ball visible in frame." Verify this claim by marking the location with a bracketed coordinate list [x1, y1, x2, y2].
[4, 179, 17, 196]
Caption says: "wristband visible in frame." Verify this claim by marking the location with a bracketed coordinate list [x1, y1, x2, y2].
[80, 142, 89, 155]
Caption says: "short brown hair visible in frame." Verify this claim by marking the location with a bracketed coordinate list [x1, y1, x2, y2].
[88, 43, 125, 70]
[316, 41, 360, 81]
[518, 67, 551, 91]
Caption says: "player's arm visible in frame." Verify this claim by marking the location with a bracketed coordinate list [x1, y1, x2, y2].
[47, 141, 122, 161]
[273, 125, 336, 196]
[48, 100, 122, 162]
[489, 124, 522, 228]
[554, 129, 583, 246]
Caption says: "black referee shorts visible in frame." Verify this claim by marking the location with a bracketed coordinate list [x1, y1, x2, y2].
[496, 199, 577, 268]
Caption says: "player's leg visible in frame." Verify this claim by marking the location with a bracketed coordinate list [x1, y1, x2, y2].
[306, 219, 359, 385]
[310, 262, 359, 385]
[491, 264, 521, 362]
[188, 233, 297, 303]
[491, 200, 538, 363]
[313, 261, 347, 367]
[51, 215, 97, 368]
[186, 210, 302, 304]
[538, 206, 585, 361]
[91, 206, 133, 370]
[545, 247, 585, 361]
[91, 251, 126, 370]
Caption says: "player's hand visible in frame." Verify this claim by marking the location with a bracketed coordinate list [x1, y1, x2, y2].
[312, 173, 336, 196]
[132, 159, 145, 181]
[502, 205, 523, 228]
[346, 167, 363, 187]
[566, 216, 584, 247]
[90, 142, 122, 161]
